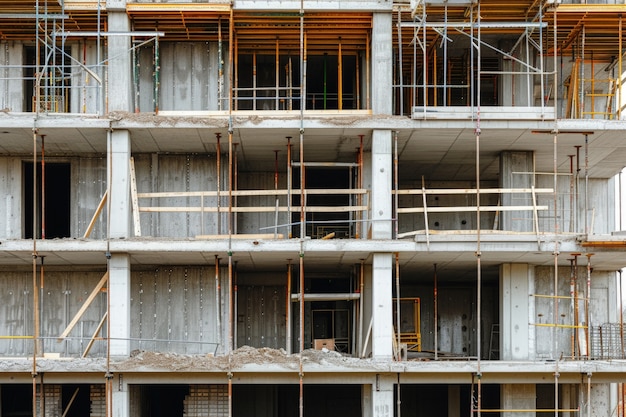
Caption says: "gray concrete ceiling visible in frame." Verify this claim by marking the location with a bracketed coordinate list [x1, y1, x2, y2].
[1, 113, 626, 181]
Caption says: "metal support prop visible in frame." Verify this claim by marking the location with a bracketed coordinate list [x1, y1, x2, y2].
[41, 134, 45, 239]
[216, 133, 222, 234]
[395, 253, 401, 361]
[215, 255, 221, 350]
[154, 36, 160, 113]
[434, 263, 438, 360]
[286, 259, 292, 353]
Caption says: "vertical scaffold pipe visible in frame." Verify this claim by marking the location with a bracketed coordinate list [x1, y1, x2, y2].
[41, 135, 45, 239]
[397, 8, 403, 115]
[299, 250, 305, 417]
[434, 263, 438, 360]
[215, 255, 221, 351]
[216, 133, 222, 234]
[357, 135, 364, 239]
[358, 259, 364, 358]
[474, 4, 482, 416]
[218, 17, 223, 111]
[287, 137, 292, 237]
[286, 260, 293, 353]
[32, 130, 39, 358]
[585, 254, 593, 356]
[395, 253, 401, 361]
[154, 36, 160, 114]
[394, 131, 399, 239]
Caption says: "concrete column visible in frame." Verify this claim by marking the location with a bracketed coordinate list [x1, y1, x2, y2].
[0, 42, 24, 111]
[107, 10, 132, 112]
[109, 254, 131, 357]
[371, 12, 392, 115]
[372, 253, 392, 360]
[500, 263, 534, 360]
[112, 375, 129, 417]
[0, 158, 21, 239]
[499, 151, 534, 232]
[371, 130, 392, 239]
[371, 374, 394, 417]
[108, 130, 131, 238]
[362, 384, 373, 417]
[501, 384, 535, 417]
[448, 385, 460, 417]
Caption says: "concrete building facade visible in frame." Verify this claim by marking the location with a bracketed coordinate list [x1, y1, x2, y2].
[1, 0, 626, 416]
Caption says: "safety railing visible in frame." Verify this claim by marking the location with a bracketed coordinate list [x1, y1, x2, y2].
[394, 187, 554, 241]
[133, 188, 370, 239]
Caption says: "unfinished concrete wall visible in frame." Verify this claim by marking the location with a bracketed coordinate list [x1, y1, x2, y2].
[70, 41, 103, 114]
[0, 157, 22, 239]
[130, 266, 228, 355]
[534, 266, 614, 359]
[0, 270, 107, 357]
[137, 42, 228, 112]
[402, 281, 498, 358]
[236, 171, 289, 236]
[133, 153, 230, 238]
[0, 42, 25, 112]
[73, 157, 107, 239]
[397, 180, 499, 235]
[535, 172, 615, 235]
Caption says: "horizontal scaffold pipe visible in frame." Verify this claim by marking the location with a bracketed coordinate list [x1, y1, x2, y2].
[399, 22, 547, 29]
[140, 205, 368, 213]
[394, 188, 553, 195]
[137, 188, 368, 198]
[397, 205, 548, 213]
[290, 293, 361, 302]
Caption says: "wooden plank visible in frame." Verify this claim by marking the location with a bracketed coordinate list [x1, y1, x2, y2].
[57, 272, 108, 342]
[196, 233, 284, 239]
[394, 188, 554, 195]
[140, 205, 369, 213]
[398, 205, 549, 214]
[129, 157, 142, 237]
[137, 188, 368, 198]
[83, 190, 107, 239]
[81, 312, 107, 358]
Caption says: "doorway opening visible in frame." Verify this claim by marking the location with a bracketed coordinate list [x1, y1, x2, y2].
[24, 162, 71, 238]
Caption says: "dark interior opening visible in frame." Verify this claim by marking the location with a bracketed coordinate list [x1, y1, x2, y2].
[1, 385, 32, 417]
[141, 385, 188, 417]
[307, 54, 358, 110]
[62, 385, 92, 417]
[234, 384, 361, 417]
[24, 162, 71, 239]
[291, 167, 351, 238]
[237, 53, 302, 111]
[398, 384, 501, 417]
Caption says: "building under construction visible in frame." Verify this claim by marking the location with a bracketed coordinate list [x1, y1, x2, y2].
[2, 0, 626, 416]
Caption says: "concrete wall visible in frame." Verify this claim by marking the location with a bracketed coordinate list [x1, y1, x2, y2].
[534, 265, 614, 359]
[133, 153, 230, 237]
[0, 156, 106, 240]
[535, 172, 615, 235]
[73, 157, 108, 238]
[397, 180, 499, 235]
[0, 269, 108, 357]
[0, 157, 22, 239]
[70, 41, 104, 114]
[130, 266, 228, 355]
[0, 42, 25, 112]
[236, 171, 290, 236]
[137, 42, 228, 112]
[402, 282, 498, 358]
